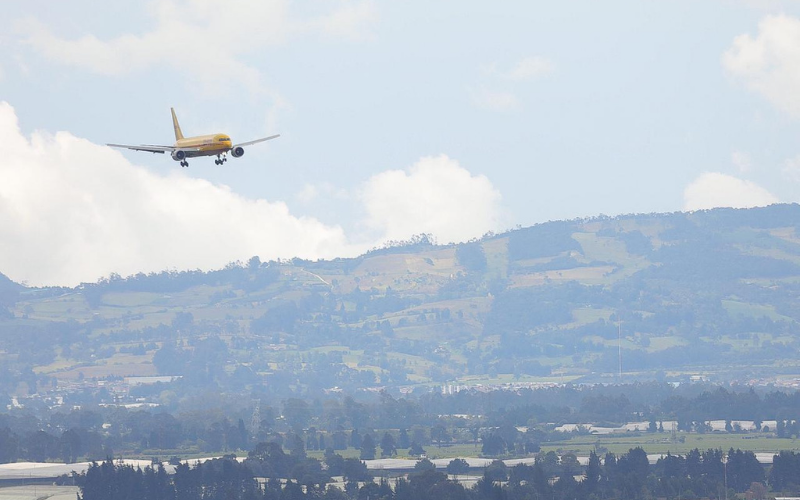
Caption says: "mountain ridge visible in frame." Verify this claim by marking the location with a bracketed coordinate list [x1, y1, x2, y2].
[1, 204, 799, 399]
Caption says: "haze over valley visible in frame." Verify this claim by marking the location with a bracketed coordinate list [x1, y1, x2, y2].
[5, 2, 800, 500]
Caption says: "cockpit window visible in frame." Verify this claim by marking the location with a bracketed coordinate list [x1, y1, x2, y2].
[218, 137, 229, 142]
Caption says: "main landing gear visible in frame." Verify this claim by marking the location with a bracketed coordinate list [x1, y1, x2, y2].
[180, 161, 189, 167]
[215, 154, 228, 166]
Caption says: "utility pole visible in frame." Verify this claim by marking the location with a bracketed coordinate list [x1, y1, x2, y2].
[617, 315, 622, 381]
[723, 452, 728, 500]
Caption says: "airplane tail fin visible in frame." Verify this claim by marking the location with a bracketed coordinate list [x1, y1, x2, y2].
[171, 108, 184, 141]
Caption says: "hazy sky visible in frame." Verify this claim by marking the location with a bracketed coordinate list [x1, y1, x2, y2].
[1, 0, 800, 285]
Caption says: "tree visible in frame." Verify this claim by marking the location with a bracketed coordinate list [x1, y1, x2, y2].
[485, 460, 508, 482]
[324, 449, 345, 476]
[524, 439, 541, 453]
[0, 428, 18, 463]
[585, 451, 601, 491]
[282, 480, 305, 500]
[456, 244, 487, 272]
[172, 311, 194, 332]
[380, 432, 396, 458]
[745, 481, 767, 500]
[152, 342, 187, 375]
[446, 458, 470, 477]
[618, 447, 649, 481]
[398, 429, 410, 449]
[481, 434, 506, 456]
[247, 256, 261, 272]
[415, 458, 435, 471]
[288, 433, 306, 459]
[431, 424, 450, 448]
[24, 431, 58, 462]
[236, 418, 248, 450]
[350, 429, 362, 449]
[332, 431, 347, 450]
[359, 434, 376, 460]
[342, 458, 372, 482]
[727, 448, 764, 492]
[409, 442, 426, 457]
[249, 441, 286, 462]
[283, 399, 311, 432]
[560, 453, 582, 477]
[59, 429, 82, 463]
[769, 451, 795, 489]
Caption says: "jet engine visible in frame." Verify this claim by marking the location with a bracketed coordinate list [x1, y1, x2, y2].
[231, 146, 245, 158]
[171, 150, 186, 161]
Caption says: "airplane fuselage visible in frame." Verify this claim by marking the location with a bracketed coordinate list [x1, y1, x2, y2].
[176, 134, 232, 158]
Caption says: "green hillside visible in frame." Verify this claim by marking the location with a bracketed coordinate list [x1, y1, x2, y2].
[2, 204, 800, 398]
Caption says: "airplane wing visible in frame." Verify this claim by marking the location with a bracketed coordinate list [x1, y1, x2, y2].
[233, 134, 280, 148]
[106, 144, 206, 154]
[106, 144, 174, 154]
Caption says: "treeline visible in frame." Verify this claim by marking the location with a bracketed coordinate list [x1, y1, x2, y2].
[420, 385, 800, 426]
[8, 386, 800, 463]
[74, 445, 800, 500]
[81, 257, 280, 308]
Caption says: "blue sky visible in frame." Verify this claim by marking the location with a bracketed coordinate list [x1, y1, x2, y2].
[1, 0, 799, 285]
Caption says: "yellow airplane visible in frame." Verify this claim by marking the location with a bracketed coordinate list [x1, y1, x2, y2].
[107, 108, 279, 167]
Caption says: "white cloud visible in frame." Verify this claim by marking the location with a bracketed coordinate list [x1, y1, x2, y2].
[723, 14, 800, 116]
[13, 54, 30, 77]
[309, 1, 377, 40]
[295, 184, 320, 204]
[782, 154, 800, 182]
[17, 0, 376, 95]
[294, 182, 349, 204]
[481, 56, 554, 81]
[732, 150, 752, 172]
[361, 155, 504, 244]
[683, 172, 779, 211]
[0, 102, 361, 286]
[469, 86, 520, 112]
[503, 56, 554, 82]
[473, 55, 552, 112]
[735, 0, 800, 10]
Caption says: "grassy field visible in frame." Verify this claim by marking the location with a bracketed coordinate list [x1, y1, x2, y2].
[303, 433, 800, 463]
[646, 335, 688, 349]
[540, 432, 800, 456]
[571, 232, 652, 282]
[305, 433, 800, 464]
[509, 266, 617, 287]
[570, 307, 615, 326]
[721, 299, 791, 322]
